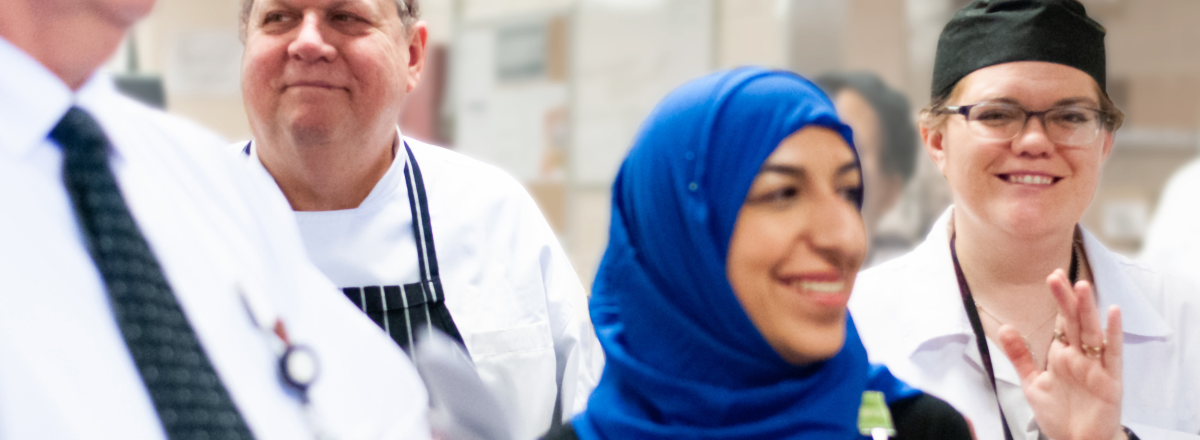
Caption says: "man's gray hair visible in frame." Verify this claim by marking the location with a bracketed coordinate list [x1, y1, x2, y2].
[239, 0, 420, 42]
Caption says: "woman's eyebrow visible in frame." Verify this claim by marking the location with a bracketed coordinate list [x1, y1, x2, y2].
[977, 97, 1022, 105]
[1052, 97, 1100, 107]
[977, 96, 1098, 107]
[759, 164, 805, 178]
[759, 162, 858, 177]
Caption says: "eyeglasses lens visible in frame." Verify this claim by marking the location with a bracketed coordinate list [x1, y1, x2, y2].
[965, 104, 1102, 145]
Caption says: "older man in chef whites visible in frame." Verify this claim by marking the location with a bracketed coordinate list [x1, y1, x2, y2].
[236, 0, 603, 438]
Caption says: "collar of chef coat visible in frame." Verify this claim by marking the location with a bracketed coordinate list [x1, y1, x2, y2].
[896, 207, 1173, 366]
[881, 207, 980, 364]
[1077, 223, 1173, 338]
[0, 36, 126, 162]
[241, 127, 408, 214]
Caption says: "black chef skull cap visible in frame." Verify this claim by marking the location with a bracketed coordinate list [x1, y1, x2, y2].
[932, 0, 1107, 99]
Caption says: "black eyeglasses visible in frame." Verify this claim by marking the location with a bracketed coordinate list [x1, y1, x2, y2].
[937, 102, 1109, 146]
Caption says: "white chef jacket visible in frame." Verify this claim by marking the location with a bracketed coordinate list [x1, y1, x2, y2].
[0, 36, 430, 440]
[1142, 159, 1200, 291]
[237, 138, 603, 439]
[850, 207, 1200, 440]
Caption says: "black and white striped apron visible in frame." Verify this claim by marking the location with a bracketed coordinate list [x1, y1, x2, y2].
[244, 141, 464, 353]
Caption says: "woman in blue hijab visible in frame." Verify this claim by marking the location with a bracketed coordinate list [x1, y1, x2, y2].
[545, 68, 972, 440]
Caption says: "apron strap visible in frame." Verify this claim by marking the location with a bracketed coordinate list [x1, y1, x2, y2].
[395, 142, 464, 351]
[403, 143, 442, 294]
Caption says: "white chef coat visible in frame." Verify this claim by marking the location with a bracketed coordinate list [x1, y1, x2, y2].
[850, 207, 1200, 440]
[237, 138, 603, 439]
[1142, 159, 1200, 292]
[0, 36, 430, 440]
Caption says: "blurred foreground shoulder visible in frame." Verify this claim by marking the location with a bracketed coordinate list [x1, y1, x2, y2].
[540, 421, 579, 440]
[890, 393, 973, 440]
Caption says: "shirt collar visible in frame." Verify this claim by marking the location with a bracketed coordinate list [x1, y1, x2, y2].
[890, 207, 1032, 384]
[246, 126, 408, 212]
[352, 127, 405, 210]
[896, 207, 978, 356]
[0, 36, 122, 159]
[0, 36, 73, 158]
[901, 207, 1174, 360]
[1079, 226, 1173, 338]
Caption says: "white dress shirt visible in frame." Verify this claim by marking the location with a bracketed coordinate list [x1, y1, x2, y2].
[850, 207, 1200, 440]
[238, 138, 603, 439]
[0, 36, 430, 440]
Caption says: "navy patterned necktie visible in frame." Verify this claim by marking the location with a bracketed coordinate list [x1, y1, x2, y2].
[51, 107, 255, 440]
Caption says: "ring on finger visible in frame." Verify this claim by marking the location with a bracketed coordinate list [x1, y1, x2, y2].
[1053, 328, 1069, 346]
[1080, 341, 1105, 358]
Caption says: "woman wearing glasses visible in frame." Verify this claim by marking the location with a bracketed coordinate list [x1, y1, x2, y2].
[849, 1, 1200, 440]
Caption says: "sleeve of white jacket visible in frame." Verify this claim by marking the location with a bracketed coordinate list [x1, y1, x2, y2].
[229, 153, 433, 440]
[542, 226, 604, 422]
[508, 184, 604, 424]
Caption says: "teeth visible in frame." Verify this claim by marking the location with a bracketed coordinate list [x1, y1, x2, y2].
[793, 280, 845, 293]
[1007, 174, 1053, 185]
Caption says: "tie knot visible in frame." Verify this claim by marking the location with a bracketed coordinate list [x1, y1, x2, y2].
[50, 106, 109, 156]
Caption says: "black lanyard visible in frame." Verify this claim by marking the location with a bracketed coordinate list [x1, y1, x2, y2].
[244, 141, 465, 353]
[949, 233, 1077, 440]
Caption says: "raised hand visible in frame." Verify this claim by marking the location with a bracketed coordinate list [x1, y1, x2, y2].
[997, 269, 1126, 440]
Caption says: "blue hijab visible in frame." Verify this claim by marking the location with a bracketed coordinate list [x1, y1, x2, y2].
[573, 68, 918, 440]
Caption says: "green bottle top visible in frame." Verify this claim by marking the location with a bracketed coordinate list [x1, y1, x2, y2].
[858, 391, 896, 438]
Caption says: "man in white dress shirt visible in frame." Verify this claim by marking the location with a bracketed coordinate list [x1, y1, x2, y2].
[235, 0, 602, 438]
[0, 0, 431, 438]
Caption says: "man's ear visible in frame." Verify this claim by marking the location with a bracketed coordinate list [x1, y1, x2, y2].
[405, 21, 429, 93]
[921, 123, 949, 176]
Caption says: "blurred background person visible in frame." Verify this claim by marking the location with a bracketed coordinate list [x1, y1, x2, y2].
[851, 1, 1200, 439]
[0, 0, 431, 438]
[816, 71, 920, 266]
[1138, 159, 1200, 291]
[550, 67, 971, 440]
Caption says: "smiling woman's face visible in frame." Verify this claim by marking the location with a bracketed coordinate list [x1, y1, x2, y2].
[927, 61, 1114, 239]
[726, 126, 866, 365]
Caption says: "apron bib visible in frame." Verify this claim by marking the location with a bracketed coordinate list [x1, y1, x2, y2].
[244, 141, 465, 353]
